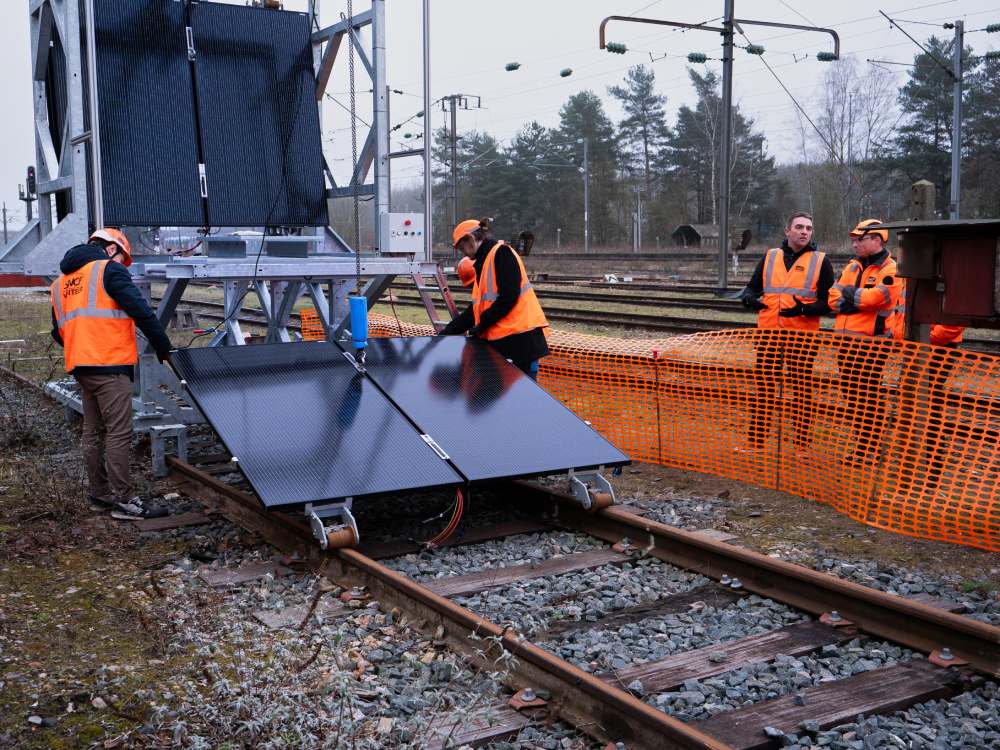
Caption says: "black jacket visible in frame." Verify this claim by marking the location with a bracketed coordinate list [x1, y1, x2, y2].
[440, 238, 549, 367]
[744, 240, 835, 316]
[51, 243, 173, 378]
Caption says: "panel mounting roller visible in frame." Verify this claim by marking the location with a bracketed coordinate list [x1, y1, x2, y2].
[306, 500, 360, 549]
[568, 468, 616, 512]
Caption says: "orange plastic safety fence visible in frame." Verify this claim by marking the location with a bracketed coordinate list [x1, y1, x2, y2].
[362, 317, 1000, 552]
[299, 307, 326, 341]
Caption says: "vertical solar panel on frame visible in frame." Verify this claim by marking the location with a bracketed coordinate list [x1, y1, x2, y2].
[191, 2, 328, 227]
[93, 0, 205, 226]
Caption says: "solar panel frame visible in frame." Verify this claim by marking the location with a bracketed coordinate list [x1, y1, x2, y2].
[93, 0, 205, 227]
[190, 2, 328, 227]
[170, 342, 463, 509]
[361, 336, 630, 482]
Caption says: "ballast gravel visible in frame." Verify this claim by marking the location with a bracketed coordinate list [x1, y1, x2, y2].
[455, 556, 718, 638]
[384, 530, 601, 581]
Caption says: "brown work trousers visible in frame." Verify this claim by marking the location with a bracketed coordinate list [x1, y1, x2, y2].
[75, 372, 133, 500]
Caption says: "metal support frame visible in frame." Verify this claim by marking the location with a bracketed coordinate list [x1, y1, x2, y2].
[13, 1, 450, 445]
[306, 499, 360, 549]
[567, 468, 615, 511]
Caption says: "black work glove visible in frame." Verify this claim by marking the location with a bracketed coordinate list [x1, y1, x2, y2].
[740, 289, 768, 312]
[467, 325, 483, 337]
[778, 297, 806, 318]
[837, 286, 858, 315]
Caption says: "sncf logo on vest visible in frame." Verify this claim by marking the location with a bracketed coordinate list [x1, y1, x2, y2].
[62, 276, 83, 297]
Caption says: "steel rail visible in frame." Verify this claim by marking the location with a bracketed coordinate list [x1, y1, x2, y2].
[513, 481, 1000, 677]
[165, 457, 728, 750]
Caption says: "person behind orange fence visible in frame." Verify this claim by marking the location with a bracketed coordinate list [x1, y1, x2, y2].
[50, 229, 172, 519]
[440, 218, 549, 380]
[828, 219, 901, 466]
[739, 211, 834, 450]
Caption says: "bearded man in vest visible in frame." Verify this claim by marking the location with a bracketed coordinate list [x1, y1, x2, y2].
[50, 229, 173, 518]
[739, 211, 834, 451]
[440, 219, 549, 379]
[828, 219, 901, 466]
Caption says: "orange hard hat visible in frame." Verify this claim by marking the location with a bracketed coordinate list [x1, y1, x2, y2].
[456, 257, 476, 286]
[452, 218, 482, 248]
[849, 219, 888, 244]
[90, 228, 133, 266]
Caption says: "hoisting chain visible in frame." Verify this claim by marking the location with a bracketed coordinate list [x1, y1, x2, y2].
[346, 0, 362, 295]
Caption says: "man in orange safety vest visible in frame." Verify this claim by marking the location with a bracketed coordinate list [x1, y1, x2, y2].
[51, 229, 172, 518]
[440, 218, 549, 379]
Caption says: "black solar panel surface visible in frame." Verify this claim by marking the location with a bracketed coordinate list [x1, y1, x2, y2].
[191, 2, 328, 226]
[362, 337, 629, 481]
[94, 0, 204, 226]
[171, 343, 462, 508]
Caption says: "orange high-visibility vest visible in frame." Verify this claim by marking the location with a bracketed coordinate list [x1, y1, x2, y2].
[890, 278, 907, 341]
[472, 243, 548, 341]
[829, 254, 900, 337]
[50, 259, 137, 372]
[757, 247, 826, 331]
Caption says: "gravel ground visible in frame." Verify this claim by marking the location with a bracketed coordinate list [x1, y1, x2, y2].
[455, 556, 712, 639]
[385, 530, 601, 580]
[144, 546, 597, 749]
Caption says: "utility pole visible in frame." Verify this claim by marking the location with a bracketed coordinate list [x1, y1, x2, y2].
[948, 20, 963, 220]
[2, 203, 7, 245]
[440, 94, 483, 230]
[634, 186, 644, 252]
[581, 138, 590, 253]
[598, 10, 839, 291]
[718, 0, 735, 287]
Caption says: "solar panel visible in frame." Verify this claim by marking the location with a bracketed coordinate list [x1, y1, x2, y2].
[93, 0, 205, 226]
[362, 337, 630, 481]
[191, 2, 328, 227]
[171, 343, 462, 508]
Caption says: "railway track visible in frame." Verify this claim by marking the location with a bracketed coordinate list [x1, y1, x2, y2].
[4, 356, 998, 749]
[162, 451, 998, 749]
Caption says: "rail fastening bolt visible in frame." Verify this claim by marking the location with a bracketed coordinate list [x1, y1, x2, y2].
[720, 574, 731, 585]
[828, 611, 842, 622]
[521, 688, 536, 702]
[939, 648, 954, 661]
[730, 578, 743, 590]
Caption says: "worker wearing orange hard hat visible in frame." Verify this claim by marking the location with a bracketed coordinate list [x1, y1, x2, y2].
[440, 218, 549, 379]
[828, 219, 902, 466]
[50, 228, 172, 519]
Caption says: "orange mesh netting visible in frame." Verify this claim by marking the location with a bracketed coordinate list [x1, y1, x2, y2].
[300, 307, 999, 551]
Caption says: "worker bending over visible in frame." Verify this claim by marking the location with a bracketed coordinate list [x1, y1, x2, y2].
[739, 211, 834, 450]
[441, 219, 549, 379]
[51, 229, 173, 518]
[828, 219, 901, 466]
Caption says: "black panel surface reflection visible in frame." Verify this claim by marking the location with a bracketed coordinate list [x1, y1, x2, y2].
[94, 0, 204, 226]
[363, 337, 629, 481]
[191, 3, 328, 226]
[171, 343, 461, 508]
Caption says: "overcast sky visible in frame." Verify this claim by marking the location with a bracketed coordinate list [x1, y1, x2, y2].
[1, 0, 997, 230]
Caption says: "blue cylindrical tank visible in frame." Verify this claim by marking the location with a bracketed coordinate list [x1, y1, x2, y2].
[349, 296, 368, 351]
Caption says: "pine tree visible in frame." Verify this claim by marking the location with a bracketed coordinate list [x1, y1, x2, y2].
[894, 36, 978, 215]
[555, 91, 624, 245]
[608, 65, 671, 194]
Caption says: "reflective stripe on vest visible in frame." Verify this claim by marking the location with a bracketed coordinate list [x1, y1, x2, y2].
[758, 248, 825, 331]
[762, 248, 823, 299]
[51, 260, 138, 371]
[471, 243, 548, 341]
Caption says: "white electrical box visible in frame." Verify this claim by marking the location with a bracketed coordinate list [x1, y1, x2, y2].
[379, 212, 425, 256]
